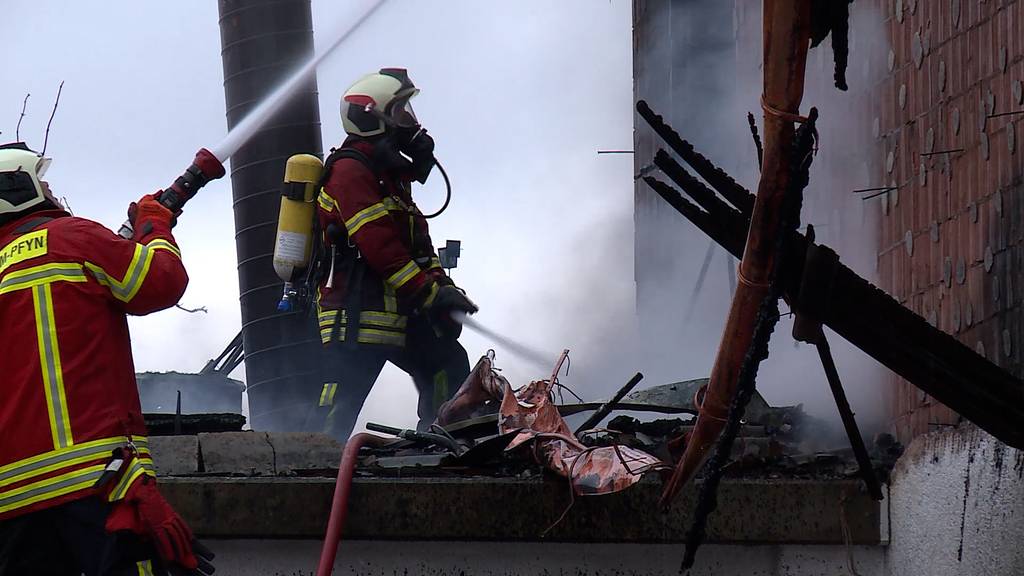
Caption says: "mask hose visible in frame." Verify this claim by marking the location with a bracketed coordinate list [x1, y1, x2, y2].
[420, 157, 452, 219]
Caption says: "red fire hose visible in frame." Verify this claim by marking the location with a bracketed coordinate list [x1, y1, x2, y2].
[316, 432, 390, 576]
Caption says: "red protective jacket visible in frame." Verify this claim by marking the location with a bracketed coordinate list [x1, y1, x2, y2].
[316, 139, 451, 347]
[0, 208, 186, 521]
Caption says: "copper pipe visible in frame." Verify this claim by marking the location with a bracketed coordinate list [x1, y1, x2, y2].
[660, 0, 813, 507]
[316, 433, 391, 576]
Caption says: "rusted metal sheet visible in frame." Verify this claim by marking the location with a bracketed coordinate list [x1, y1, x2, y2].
[436, 352, 510, 426]
[499, 377, 667, 496]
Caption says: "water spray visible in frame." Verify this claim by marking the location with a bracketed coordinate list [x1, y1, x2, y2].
[118, 0, 388, 238]
[211, 0, 387, 161]
[451, 311, 553, 370]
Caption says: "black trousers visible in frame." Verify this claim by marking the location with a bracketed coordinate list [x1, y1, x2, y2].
[317, 317, 470, 440]
[0, 497, 158, 576]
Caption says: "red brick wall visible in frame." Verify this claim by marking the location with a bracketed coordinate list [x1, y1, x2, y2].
[875, 0, 1024, 443]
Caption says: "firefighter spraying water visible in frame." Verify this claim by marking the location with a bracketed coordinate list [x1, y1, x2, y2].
[0, 3, 396, 573]
[117, 0, 389, 240]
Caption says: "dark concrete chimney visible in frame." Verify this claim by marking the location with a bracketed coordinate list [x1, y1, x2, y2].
[217, 0, 323, 430]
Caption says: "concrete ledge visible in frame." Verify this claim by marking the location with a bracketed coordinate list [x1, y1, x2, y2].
[198, 432, 274, 476]
[266, 432, 342, 474]
[149, 435, 198, 476]
[160, 476, 881, 544]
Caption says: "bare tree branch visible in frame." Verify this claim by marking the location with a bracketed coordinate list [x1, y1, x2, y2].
[175, 304, 208, 314]
[42, 81, 64, 156]
[16, 94, 29, 141]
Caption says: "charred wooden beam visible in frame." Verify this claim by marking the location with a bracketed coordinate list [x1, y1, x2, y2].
[642, 177, 743, 257]
[637, 99, 755, 217]
[640, 120, 1024, 451]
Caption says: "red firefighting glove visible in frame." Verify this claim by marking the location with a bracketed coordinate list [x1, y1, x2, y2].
[105, 474, 216, 575]
[127, 193, 176, 243]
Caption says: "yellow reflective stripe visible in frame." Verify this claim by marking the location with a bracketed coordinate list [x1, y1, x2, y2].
[361, 311, 406, 329]
[386, 261, 420, 291]
[145, 238, 181, 258]
[382, 197, 401, 211]
[422, 282, 439, 309]
[84, 241, 163, 303]
[383, 283, 398, 314]
[0, 464, 104, 516]
[0, 262, 87, 294]
[0, 436, 148, 481]
[0, 229, 48, 276]
[356, 328, 406, 346]
[317, 190, 337, 212]
[428, 257, 443, 270]
[33, 284, 72, 449]
[320, 326, 345, 343]
[319, 383, 338, 407]
[344, 202, 389, 236]
[432, 370, 449, 411]
[137, 560, 155, 576]
[108, 457, 155, 502]
[318, 310, 406, 330]
[319, 327, 406, 346]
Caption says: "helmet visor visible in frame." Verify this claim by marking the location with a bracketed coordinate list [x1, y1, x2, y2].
[389, 97, 419, 129]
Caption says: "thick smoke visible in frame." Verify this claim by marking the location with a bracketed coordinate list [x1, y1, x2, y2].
[617, 0, 893, 441]
[348, 1, 894, 441]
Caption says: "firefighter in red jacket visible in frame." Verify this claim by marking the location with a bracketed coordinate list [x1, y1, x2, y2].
[0, 143, 214, 575]
[315, 69, 478, 440]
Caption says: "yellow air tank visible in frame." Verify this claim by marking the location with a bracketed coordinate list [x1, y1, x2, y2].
[273, 154, 324, 282]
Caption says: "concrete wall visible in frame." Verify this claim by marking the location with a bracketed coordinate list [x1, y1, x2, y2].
[209, 540, 885, 576]
[886, 423, 1024, 575]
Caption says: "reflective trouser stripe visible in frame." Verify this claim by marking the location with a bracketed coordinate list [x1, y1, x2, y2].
[383, 284, 398, 313]
[33, 284, 72, 449]
[137, 560, 155, 576]
[386, 260, 420, 291]
[432, 370, 449, 411]
[353, 328, 406, 346]
[317, 310, 407, 331]
[319, 383, 338, 407]
[319, 326, 406, 346]
[0, 465, 104, 515]
[108, 457, 155, 502]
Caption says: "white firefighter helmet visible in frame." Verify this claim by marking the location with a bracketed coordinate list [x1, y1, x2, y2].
[340, 68, 420, 137]
[0, 143, 53, 218]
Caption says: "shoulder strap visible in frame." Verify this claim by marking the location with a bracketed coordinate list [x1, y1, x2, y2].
[13, 216, 54, 235]
[318, 147, 377, 190]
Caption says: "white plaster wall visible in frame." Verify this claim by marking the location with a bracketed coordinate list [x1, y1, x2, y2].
[208, 540, 884, 576]
[886, 424, 1024, 576]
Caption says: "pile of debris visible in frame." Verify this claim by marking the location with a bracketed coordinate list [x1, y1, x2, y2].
[354, 351, 901, 494]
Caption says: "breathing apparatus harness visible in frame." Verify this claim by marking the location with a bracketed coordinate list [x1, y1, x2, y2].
[281, 138, 451, 332]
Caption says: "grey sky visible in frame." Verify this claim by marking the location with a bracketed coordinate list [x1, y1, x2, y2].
[4, 1, 636, 430]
